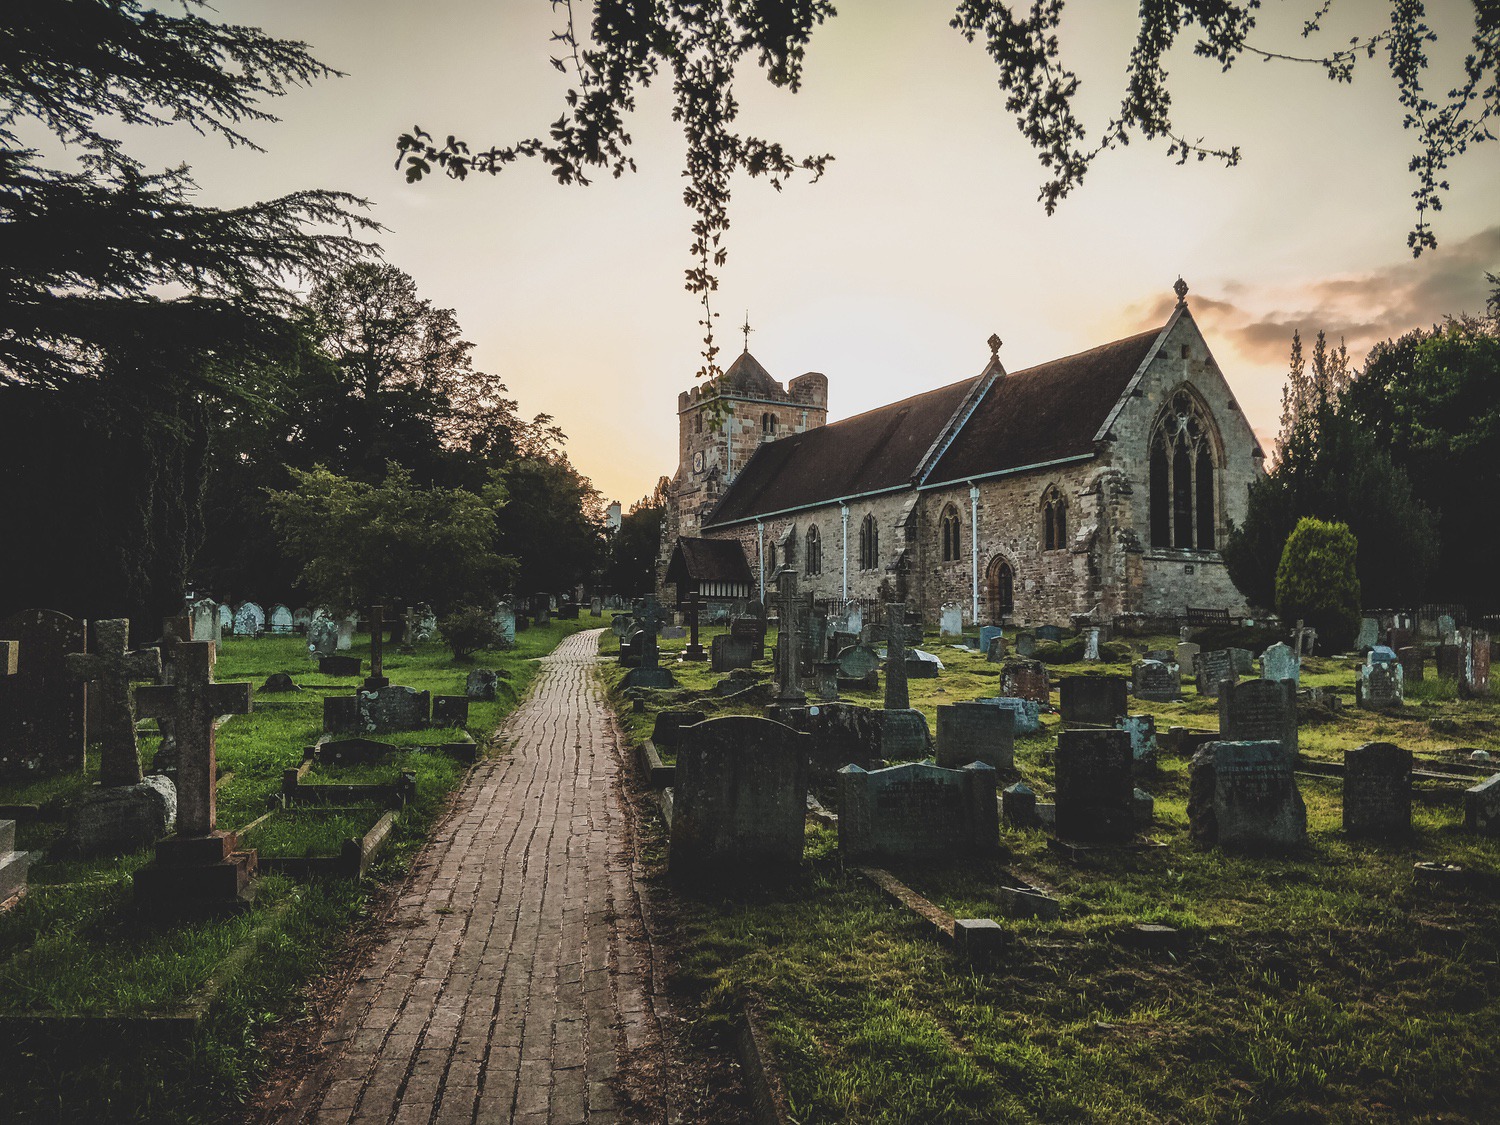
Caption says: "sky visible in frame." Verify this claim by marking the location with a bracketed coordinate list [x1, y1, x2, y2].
[116, 1, 1498, 506]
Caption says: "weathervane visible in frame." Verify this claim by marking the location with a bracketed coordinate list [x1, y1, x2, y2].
[740, 311, 754, 353]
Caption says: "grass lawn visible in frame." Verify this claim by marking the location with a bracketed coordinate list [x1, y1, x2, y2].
[0, 616, 595, 1123]
[611, 624, 1500, 1123]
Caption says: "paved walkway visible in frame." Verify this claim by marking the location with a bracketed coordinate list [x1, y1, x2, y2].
[278, 629, 666, 1124]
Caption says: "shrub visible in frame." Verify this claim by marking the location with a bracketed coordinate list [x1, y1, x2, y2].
[1275, 518, 1361, 652]
[1035, 639, 1086, 664]
[439, 606, 497, 661]
[1098, 640, 1133, 664]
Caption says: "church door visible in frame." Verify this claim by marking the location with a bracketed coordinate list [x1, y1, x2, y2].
[986, 556, 1014, 622]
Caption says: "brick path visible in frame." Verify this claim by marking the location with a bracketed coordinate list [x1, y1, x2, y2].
[278, 629, 667, 1124]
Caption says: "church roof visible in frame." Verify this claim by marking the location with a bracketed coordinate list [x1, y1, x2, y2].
[703, 323, 1165, 526]
[716, 350, 783, 398]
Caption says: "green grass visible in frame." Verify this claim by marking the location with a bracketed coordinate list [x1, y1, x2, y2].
[0, 616, 594, 1122]
[241, 808, 385, 858]
[616, 626, 1500, 1123]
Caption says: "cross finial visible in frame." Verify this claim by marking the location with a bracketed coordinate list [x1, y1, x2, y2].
[1173, 277, 1189, 306]
[740, 311, 754, 353]
[987, 333, 1002, 359]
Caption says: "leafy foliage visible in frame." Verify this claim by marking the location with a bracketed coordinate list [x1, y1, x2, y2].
[437, 606, 501, 662]
[493, 457, 604, 595]
[607, 478, 669, 596]
[1275, 518, 1362, 651]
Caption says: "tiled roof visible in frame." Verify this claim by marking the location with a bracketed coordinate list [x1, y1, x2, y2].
[664, 537, 754, 586]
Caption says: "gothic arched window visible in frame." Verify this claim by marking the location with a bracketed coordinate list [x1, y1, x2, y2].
[940, 504, 961, 562]
[1149, 389, 1220, 550]
[858, 514, 880, 571]
[1041, 486, 1068, 550]
[805, 525, 822, 576]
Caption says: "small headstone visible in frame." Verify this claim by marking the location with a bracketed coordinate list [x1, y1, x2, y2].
[336, 615, 357, 651]
[812, 661, 840, 701]
[936, 703, 1015, 771]
[1133, 788, 1155, 828]
[493, 603, 517, 647]
[711, 634, 756, 673]
[837, 760, 998, 860]
[357, 686, 431, 733]
[216, 603, 233, 636]
[835, 644, 880, 689]
[1036, 625, 1064, 642]
[954, 918, 1007, 969]
[986, 637, 1006, 663]
[770, 702, 890, 773]
[1260, 642, 1299, 685]
[292, 607, 313, 634]
[1002, 782, 1037, 828]
[1189, 740, 1306, 850]
[1464, 774, 1500, 837]
[268, 605, 294, 635]
[318, 655, 361, 677]
[1398, 646, 1426, 682]
[1132, 659, 1180, 702]
[1014, 632, 1037, 658]
[940, 603, 963, 637]
[63, 775, 177, 857]
[660, 625, 687, 640]
[190, 599, 218, 643]
[259, 672, 299, 693]
[1344, 742, 1411, 836]
[1117, 714, 1157, 772]
[1357, 617, 1379, 651]
[1054, 729, 1134, 843]
[904, 649, 943, 678]
[979, 626, 1005, 657]
[307, 615, 339, 657]
[1230, 647, 1253, 675]
[669, 716, 810, 878]
[1219, 678, 1298, 760]
[465, 669, 499, 700]
[1175, 641, 1199, 676]
[1083, 628, 1101, 662]
[1000, 658, 1050, 705]
[1058, 676, 1128, 727]
[1357, 658, 1404, 710]
[879, 708, 932, 760]
[1194, 649, 1236, 697]
[233, 602, 265, 637]
[432, 695, 469, 728]
[1001, 886, 1060, 920]
[971, 697, 1042, 736]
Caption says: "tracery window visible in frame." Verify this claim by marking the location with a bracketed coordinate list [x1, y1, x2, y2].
[858, 514, 880, 571]
[940, 504, 962, 563]
[805, 525, 822, 576]
[1149, 389, 1219, 550]
[1041, 486, 1068, 550]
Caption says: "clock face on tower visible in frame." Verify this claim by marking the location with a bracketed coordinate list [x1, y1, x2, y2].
[693, 450, 705, 473]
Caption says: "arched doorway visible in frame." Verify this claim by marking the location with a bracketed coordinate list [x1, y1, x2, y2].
[986, 556, 1014, 622]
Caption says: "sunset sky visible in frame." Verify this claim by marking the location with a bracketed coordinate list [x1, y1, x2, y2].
[114, 1, 1499, 506]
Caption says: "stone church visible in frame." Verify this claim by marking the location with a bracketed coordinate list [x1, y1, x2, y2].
[657, 282, 1264, 628]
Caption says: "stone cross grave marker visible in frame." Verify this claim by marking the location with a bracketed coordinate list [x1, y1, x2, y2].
[0, 609, 89, 779]
[365, 605, 389, 689]
[1219, 678, 1298, 760]
[883, 602, 909, 711]
[233, 602, 265, 636]
[135, 641, 252, 837]
[65, 619, 161, 788]
[683, 590, 707, 662]
[1054, 728, 1135, 843]
[1344, 742, 1411, 836]
[775, 571, 807, 705]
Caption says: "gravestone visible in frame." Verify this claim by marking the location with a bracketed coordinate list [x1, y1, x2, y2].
[190, 598, 219, 642]
[590, 597, 603, 617]
[879, 708, 931, 760]
[971, 696, 1042, 735]
[660, 625, 687, 640]
[133, 641, 256, 907]
[1000, 658, 1050, 705]
[1083, 628, 1101, 662]
[363, 604, 390, 690]
[1457, 628, 1491, 699]
[307, 615, 339, 657]
[217, 603, 233, 637]
[357, 686, 431, 733]
[835, 644, 880, 690]
[731, 615, 766, 661]
[1261, 642, 1299, 685]
[1357, 617, 1379, 651]
[291, 607, 313, 634]
[883, 602, 909, 711]
[1194, 649, 1236, 697]
[1132, 659, 1180, 702]
[493, 603, 517, 647]
[1014, 632, 1037, 658]
[1118, 714, 1157, 772]
[1344, 742, 1411, 836]
[979, 626, 1004, 657]
[1464, 774, 1500, 836]
[432, 695, 469, 727]
[652, 710, 707, 750]
[1398, 646, 1426, 682]
[1036, 625, 1064, 642]
[940, 603, 963, 637]
[1002, 781, 1037, 828]
[936, 703, 1015, 770]
[233, 602, 265, 637]
[1356, 658, 1403, 710]
[268, 605, 294, 635]
[669, 716, 810, 878]
[1176, 641, 1199, 676]
[465, 668, 499, 700]
[838, 760, 998, 860]
[711, 634, 755, 672]
[336, 615, 357, 651]
[622, 596, 675, 690]
[904, 649, 943, 679]
[0, 608, 88, 779]
[1219, 678, 1299, 760]
[1054, 729, 1134, 843]
[1058, 676, 1128, 727]
[1369, 645, 1398, 665]
[1189, 740, 1306, 850]
[770, 702, 888, 773]
[1145, 649, 1174, 663]
[65, 619, 161, 788]
[812, 661, 840, 701]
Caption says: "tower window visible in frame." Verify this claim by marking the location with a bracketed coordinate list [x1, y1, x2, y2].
[761, 412, 776, 435]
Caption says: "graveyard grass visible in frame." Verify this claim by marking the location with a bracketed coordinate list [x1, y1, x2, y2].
[0, 618, 592, 1122]
[610, 624, 1500, 1123]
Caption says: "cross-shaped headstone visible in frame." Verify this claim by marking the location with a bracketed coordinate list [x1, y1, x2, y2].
[775, 569, 806, 705]
[365, 604, 389, 689]
[153, 614, 198, 767]
[634, 595, 664, 669]
[64, 619, 161, 788]
[683, 590, 706, 661]
[135, 641, 252, 837]
[884, 602, 910, 711]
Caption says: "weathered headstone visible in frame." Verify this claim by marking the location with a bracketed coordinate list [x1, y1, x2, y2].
[838, 760, 998, 859]
[979, 626, 1005, 657]
[307, 614, 339, 657]
[1194, 648, 1236, 697]
[936, 703, 1015, 770]
[590, 597, 603, 617]
[1175, 641, 1199, 676]
[669, 716, 809, 878]
[1219, 678, 1298, 760]
[216, 603, 233, 637]
[904, 649, 943, 679]
[1343, 742, 1411, 836]
[710, 634, 754, 672]
[1036, 625, 1064, 642]
[1230, 647, 1254, 675]
[292, 607, 313, 634]
[190, 598, 219, 643]
[65, 619, 161, 788]
[1397, 646, 1426, 682]
[1261, 642, 1299, 685]
[1189, 740, 1306, 850]
[1053, 729, 1134, 843]
[883, 602, 909, 711]
[1014, 632, 1037, 658]
[1000, 658, 1050, 705]
[268, 605, 294, 634]
[1356, 658, 1404, 711]
[769, 702, 890, 773]
[971, 696, 1042, 736]
[0, 609, 89, 779]
[1464, 774, 1500, 836]
[879, 708, 931, 760]
[811, 660, 840, 701]
[1118, 714, 1157, 772]
[336, 615, 357, 651]
[493, 603, 517, 647]
[233, 602, 265, 637]
[940, 603, 963, 637]
[63, 776, 177, 857]
[652, 710, 707, 750]
[357, 686, 431, 733]
[432, 695, 469, 728]
[1002, 781, 1037, 828]
[1132, 659, 1180, 702]
[1058, 676, 1128, 727]
[835, 644, 880, 690]
[465, 668, 499, 700]
[1083, 628, 1101, 662]
[1357, 617, 1379, 651]
[1457, 628, 1491, 699]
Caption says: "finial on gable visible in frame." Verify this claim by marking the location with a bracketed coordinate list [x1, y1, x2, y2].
[1173, 277, 1189, 306]
[987, 333, 1003, 360]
